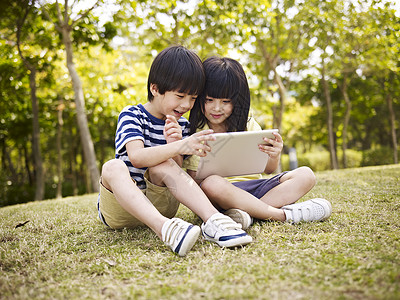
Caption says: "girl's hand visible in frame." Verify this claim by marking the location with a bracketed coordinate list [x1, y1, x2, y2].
[258, 132, 283, 159]
[181, 129, 215, 156]
[164, 115, 182, 143]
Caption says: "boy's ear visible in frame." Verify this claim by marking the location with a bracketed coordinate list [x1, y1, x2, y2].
[150, 83, 159, 96]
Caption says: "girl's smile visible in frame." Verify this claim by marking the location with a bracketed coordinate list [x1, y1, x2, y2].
[210, 114, 223, 119]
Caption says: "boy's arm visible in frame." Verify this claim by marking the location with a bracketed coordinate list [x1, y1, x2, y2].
[126, 130, 215, 169]
[163, 115, 184, 166]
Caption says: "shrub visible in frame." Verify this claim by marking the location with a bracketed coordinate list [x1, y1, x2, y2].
[281, 149, 363, 172]
[0, 182, 35, 207]
[361, 146, 397, 166]
[338, 149, 363, 169]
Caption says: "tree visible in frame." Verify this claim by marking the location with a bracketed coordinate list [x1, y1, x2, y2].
[363, 2, 399, 164]
[40, 0, 116, 193]
[0, 0, 52, 200]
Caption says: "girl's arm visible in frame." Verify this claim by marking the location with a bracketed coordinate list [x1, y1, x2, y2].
[259, 132, 284, 174]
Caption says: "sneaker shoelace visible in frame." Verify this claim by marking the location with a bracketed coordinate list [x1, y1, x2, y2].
[212, 215, 242, 231]
[296, 206, 312, 222]
[293, 203, 324, 222]
[163, 219, 186, 246]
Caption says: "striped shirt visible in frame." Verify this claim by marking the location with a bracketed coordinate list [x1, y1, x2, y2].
[115, 104, 190, 189]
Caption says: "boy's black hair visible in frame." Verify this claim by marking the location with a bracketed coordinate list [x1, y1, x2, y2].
[189, 56, 250, 134]
[147, 45, 205, 101]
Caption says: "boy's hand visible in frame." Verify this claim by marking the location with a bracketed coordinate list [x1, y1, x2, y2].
[181, 129, 215, 156]
[258, 132, 283, 159]
[164, 115, 182, 143]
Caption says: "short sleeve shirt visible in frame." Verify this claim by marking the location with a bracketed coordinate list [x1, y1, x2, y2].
[115, 104, 190, 189]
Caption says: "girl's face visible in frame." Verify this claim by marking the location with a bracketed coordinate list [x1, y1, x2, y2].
[203, 96, 233, 131]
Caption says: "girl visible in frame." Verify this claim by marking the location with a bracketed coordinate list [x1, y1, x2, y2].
[184, 56, 332, 229]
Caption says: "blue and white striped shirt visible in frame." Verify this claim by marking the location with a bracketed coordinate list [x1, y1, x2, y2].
[115, 104, 190, 190]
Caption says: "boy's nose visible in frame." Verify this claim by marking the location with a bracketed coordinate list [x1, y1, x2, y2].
[180, 97, 192, 110]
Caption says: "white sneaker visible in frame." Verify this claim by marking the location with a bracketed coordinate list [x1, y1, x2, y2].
[282, 198, 332, 223]
[223, 208, 253, 230]
[201, 213, 253, 248]
[161, 218, 201, 256]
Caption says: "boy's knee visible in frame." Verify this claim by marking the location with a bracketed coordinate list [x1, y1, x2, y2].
[149, 159, 177, 175]
[148, 159, 182, 184]
[102, 159, 127, 179]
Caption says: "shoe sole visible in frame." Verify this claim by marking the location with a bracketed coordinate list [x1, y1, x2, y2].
[175, 225, 201, 256]
[203, 232, 253, 248]
[224, 209, 252, 230]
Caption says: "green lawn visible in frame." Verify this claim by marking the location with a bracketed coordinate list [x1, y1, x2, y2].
[1, 165, 399, 299]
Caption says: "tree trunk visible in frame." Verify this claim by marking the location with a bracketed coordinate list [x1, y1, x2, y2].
[67, 121, 79, 196]
[386, 93, 398, 164]
[15, 0, 45, 200]
[60, 25, 100, 193]
[273, 71, 286, 133]
[29, 68, 45, 200]
[321, 60, 339, 169]
[273, 71, 286, 173]
[3, 143, 18, 183]
[56, 100, 64, 199]
[23, 144, 33, 185]
[340, 75, 352, 168]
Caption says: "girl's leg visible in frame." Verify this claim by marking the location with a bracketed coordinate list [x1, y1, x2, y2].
[260, 166, 316, 208]
[148, 159, 218, 222]
[101, 159, 167, 238]
[201, 175, 286, 221]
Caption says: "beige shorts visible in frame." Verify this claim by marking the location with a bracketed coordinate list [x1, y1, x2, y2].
[98, 170, 180, 229]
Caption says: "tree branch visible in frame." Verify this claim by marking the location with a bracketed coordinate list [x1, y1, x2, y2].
[71, 0, 101, 27]
[16, 0, 34, 70]
[64, 0, 69, 25]
[41, 5, 61, 32]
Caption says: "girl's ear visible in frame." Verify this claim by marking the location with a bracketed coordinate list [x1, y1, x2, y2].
[150, 83, 159, 96]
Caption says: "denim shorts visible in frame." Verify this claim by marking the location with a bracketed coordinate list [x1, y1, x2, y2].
[232, 172, 288, 199]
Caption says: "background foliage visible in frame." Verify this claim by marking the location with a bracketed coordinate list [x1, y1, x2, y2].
[0, 0, 399, 206]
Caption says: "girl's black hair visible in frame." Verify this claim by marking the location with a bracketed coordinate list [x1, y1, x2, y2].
[189, 56, 250, 134]
[147, 45, 205, 101]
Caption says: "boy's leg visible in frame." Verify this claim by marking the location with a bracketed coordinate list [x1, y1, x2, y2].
[101, 159, 167, 237]
[201, 175, 286, 221]
[148, 159, 252, 247]
[147, 159, 218, 222]
[101, 159, 201, 256]
[259, 166, 316, 208]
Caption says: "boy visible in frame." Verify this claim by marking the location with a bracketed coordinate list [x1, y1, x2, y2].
[97, 46, 252, 256]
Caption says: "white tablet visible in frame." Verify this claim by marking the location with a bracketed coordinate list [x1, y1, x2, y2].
[195, 129, 279, 180]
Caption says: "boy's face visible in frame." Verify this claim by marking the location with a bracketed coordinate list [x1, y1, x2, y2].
[151, 86, 197, 120]
[203, 96, 233, 127]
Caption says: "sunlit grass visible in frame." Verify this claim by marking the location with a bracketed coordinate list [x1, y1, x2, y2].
[1, 165, 399, 299]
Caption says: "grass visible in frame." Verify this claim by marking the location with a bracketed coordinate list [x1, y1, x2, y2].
[1, 165, 399, 299]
